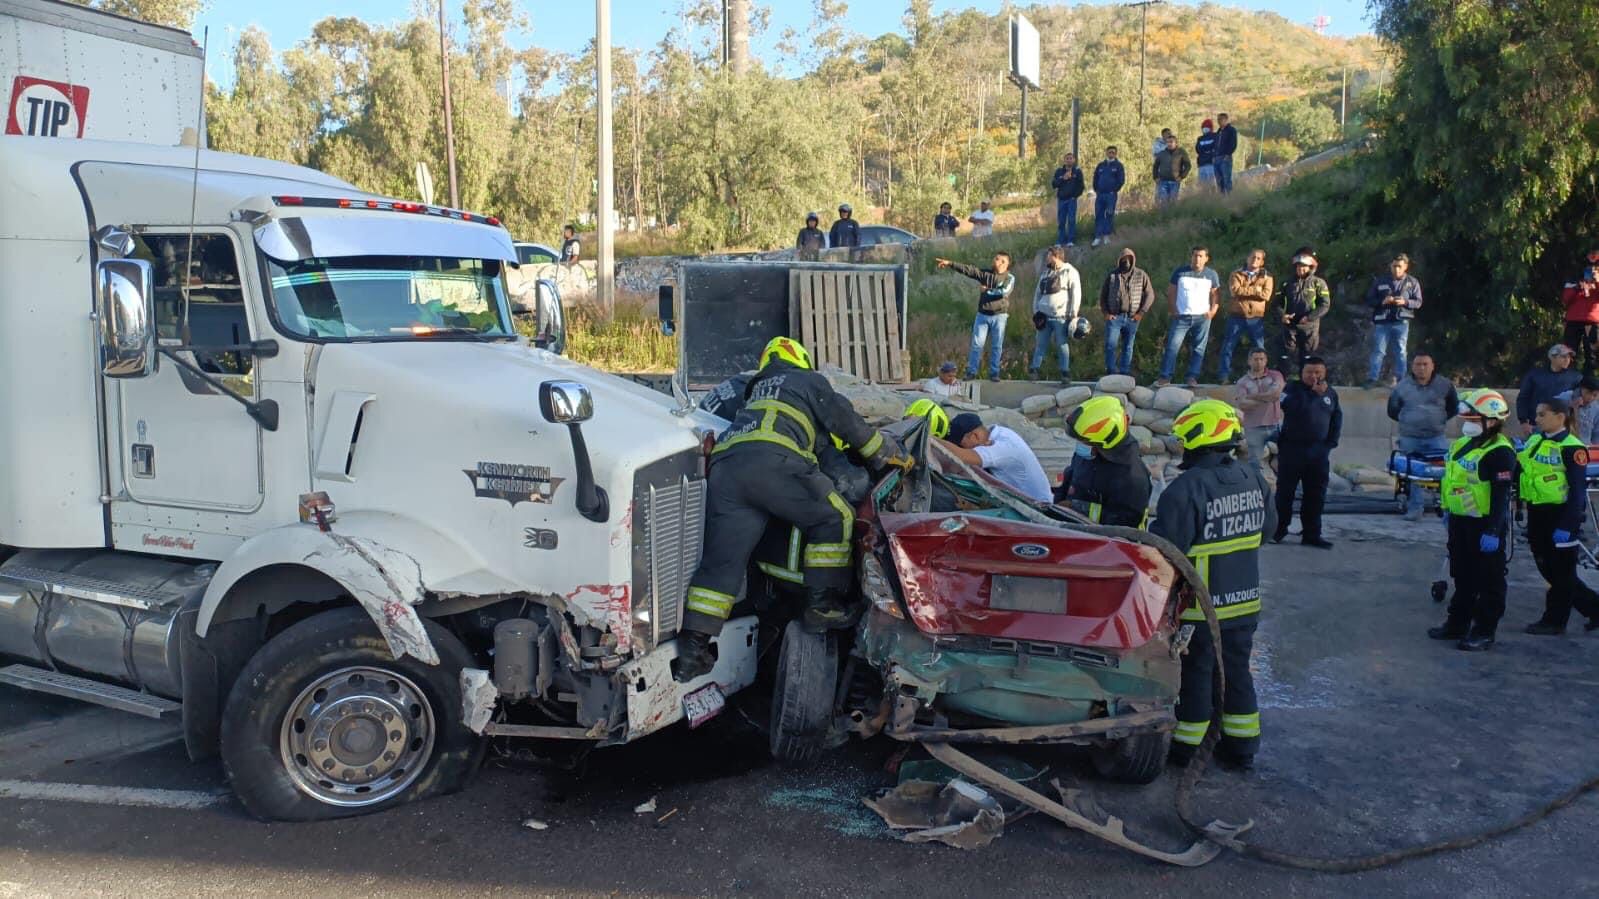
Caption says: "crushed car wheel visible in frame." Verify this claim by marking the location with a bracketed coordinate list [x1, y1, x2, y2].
[220, 607, 484, 821]
[769, 620, 839, 765]
[1091, 731, 1171, 785]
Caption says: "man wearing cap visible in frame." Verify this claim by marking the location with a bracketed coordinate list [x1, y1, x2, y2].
[922, 361, 965, 398]
[796, 213, 826, 261]
[940, 413, 1054, 503]
[1561, 261, 1599, 375]
[1195, 119, 1219, 190]
[933, 202, 960, 239]
[1278, 251, 1332, 370]
[1516, 344, 1583, 435]
[829, 204, 861, 249]
[1366, 253, 1424, 388]
[967, 200, 996, 237]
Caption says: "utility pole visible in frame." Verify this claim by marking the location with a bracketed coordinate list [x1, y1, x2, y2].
[1123, 0, 1164, 127]
[437, 0, 459, 208]
[596, 0, 615, 319]
[1017, 84, 1028, 160]
[1339, 66, 1348, 134]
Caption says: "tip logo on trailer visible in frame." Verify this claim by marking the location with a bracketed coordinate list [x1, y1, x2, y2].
[6, 76, 91, 138]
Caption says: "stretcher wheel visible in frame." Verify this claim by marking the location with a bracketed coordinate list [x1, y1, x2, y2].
[1430, 580, 1447, 603]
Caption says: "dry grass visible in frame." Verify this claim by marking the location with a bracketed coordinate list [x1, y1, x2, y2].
[557, 294, 677, 373]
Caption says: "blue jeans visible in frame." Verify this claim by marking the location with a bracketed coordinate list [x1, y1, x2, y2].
[1156, 179, 1180, 208]
[1055, 198, 1078, 245]
[1104, 315, 1139, 376]
[1159, 314, 1212, 382]
[1093, 192, 1118, 238]
[1216, 156, 1234, 193]
[1216, 315, 1266, 382]
[967, 312, 1008, 378]
[1397, 435, 1449, 514]
[1369, 319, 1410, 383]
[1031, 317, 1071, 378]
[1197, 164, 1216, 188]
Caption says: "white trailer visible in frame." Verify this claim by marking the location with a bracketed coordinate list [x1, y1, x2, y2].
[0, 1, 748, 822]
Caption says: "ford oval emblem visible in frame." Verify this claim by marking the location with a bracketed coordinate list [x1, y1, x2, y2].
[1012, 543, 1049, 559]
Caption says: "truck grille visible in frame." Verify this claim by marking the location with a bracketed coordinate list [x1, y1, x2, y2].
[644, 475, 706, 642]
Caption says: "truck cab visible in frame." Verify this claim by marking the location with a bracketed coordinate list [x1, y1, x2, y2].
[0, 136, 745, 820]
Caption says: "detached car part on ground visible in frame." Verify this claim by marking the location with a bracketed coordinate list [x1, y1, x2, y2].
[764, 420, 1186, 785]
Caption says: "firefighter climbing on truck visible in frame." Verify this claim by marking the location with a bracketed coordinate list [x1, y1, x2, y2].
[1055, 394, 1152, 527]
[1152, 398, 1275, 771]
[675, 337, 910, 681]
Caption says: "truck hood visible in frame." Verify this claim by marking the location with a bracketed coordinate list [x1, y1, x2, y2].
[303, 340, 716, 623]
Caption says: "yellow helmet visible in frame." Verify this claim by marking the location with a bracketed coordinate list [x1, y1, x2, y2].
[904, 398, 951, 440]
[1458, 388, 1510, 421]
[1172, 398, 1244, 451]
[1066, 395, 1129, 450]
[760, 336, 812, 371]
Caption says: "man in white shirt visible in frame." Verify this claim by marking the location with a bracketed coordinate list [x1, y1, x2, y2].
[1155, 245, 1222, 388]
[941, 413, 1054, 503]
[968, 200, 996, 237]
[922, 361, 966, 397]
[1028, 245, 1084, 383]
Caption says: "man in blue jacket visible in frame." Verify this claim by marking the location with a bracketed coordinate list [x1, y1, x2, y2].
[1214, 113, 1239, 194]
[1195, 119, 1219, 190]
[1051, 153, 1085, 247]
[1090, 146, 1125, 247]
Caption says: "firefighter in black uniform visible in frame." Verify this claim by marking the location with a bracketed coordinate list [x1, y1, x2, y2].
[698, 372, 752, 420]
[1055, 395, 1152, 527]
[676, 337, 907, 681]
[1430, 389, 1518, 651]
[1520, 396, 1599, 634]
[1152, 399, 1275, 770]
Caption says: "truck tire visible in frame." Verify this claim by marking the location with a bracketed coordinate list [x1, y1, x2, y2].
[768, 621, 838, 766]
[1091, 731, 1171, 785]
[220, 607, 483, 821]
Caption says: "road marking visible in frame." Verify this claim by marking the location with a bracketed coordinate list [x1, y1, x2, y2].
[0, 780, 228, 810]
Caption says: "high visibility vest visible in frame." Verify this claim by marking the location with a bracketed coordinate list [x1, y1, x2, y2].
[1440, 434, 1513, 518]
[1518, 432, 1586, 506]
[1178, 532, 1265, 622]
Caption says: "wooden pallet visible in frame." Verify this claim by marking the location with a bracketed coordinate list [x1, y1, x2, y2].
[788, 269, 907, 383]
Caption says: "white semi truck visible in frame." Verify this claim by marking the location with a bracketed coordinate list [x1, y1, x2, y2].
[0, 0, 746, 821]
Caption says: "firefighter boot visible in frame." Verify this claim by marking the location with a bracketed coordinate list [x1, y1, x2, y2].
[673, 630, 717, 683]
[802, 587, 855, 634]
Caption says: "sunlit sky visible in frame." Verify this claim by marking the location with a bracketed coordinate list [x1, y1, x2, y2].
[193, 0, 1373, 85]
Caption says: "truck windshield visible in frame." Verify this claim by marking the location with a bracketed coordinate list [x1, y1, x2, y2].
[265, 255, 513, 341]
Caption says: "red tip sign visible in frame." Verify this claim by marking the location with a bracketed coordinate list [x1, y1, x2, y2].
[6, 76, 91, 138]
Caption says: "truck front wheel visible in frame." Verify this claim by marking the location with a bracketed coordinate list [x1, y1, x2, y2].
[220, 607, 483, 821]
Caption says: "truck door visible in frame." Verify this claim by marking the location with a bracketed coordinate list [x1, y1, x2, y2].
[112, 230, 264, 512]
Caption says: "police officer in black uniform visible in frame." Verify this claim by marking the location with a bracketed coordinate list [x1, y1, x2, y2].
[676, 337, 906, 681]
[1153, 399, 1275, 770]
[1274, 355, 1340, 549]
[1055, 395, 1151, 527]
[796, 213, 826, 261]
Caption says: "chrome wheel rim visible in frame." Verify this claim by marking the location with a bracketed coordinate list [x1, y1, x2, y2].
[278, 666, 435, 808]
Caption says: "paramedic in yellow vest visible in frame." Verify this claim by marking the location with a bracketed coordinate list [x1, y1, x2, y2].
[1429, 389, 1518, 651]
[1519, 397, 1599, 634]
[1055, 395, 1152, 528]
[1151, 399, 1275, 771]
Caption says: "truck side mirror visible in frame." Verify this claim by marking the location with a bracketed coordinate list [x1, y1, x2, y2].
[96, 258, 157, 378]
[539, 380, 607, 522]
[658, 283, 675, 336]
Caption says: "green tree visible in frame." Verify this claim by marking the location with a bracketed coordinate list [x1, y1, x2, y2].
[62, 0, 202, 30]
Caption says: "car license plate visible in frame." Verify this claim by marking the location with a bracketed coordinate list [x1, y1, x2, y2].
[682, 683, 725, 729]
[989, 575, 1068, 613]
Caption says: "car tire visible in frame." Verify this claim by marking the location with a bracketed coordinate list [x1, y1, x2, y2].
[1091, 731, 1171, 785]
[220, 607, 484, 821]
[768, 620, 838, 766]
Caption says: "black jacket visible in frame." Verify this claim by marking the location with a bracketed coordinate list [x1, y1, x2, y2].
[715, 361, 881, 463]
[1055, 441, 1151, 527]
[1280, 274, 1332, 325]
[699, 373, 752, 421]
[949, 262, 1016, 315]
[1195, 131, 1219, 166]
[796, 227, 826, 254]
[829, 218, 861, 248]
[1052, 165, 1085, 201]
[1278, 381, 1342, 450]
[1215, 124, 1238, 157]
[933, 213, 960, 237]
[1516, 366, 1583, 424]
[1151, 452, 1275, 627]
[1367, 274, 1423, 323]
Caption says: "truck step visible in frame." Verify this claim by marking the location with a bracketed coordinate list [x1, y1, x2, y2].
[0, 665, 181, 719]
[0, 563, 182, 611]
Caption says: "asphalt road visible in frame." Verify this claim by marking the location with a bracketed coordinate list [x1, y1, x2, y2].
[3, 513, 1598, 897]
